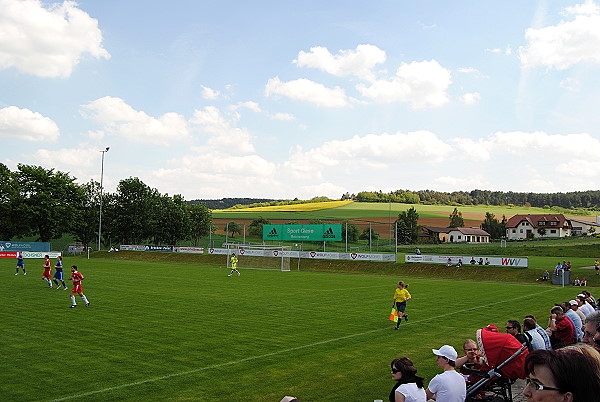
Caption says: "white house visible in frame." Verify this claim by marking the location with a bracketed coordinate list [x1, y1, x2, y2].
[505, 214, 571, 240]
[569, 217, 600, 236]
[447, 227, 490, 243]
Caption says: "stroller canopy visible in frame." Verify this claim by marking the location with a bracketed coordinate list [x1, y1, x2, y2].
[476, 324, 528, 379]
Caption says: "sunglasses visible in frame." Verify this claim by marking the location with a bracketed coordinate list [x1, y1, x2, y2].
[391, 368, 400, 373]
[464, 348, 477, 351]
[506, 326, 514, 329]
[525, 378, 562, 392]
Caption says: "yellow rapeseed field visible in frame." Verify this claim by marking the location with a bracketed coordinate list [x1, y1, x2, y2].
[214, 200, 353, 212]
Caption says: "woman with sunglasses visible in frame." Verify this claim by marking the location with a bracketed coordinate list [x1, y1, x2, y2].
[389, 357, 426, 402]
[522, 347, 600, 401]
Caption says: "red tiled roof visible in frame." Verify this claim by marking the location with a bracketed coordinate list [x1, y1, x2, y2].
[505, 214, 571, 229]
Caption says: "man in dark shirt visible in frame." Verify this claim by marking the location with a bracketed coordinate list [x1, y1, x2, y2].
[506, 320, 532, 351]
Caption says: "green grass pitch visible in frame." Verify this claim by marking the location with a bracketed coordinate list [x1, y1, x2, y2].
[0, 257, 578, 401]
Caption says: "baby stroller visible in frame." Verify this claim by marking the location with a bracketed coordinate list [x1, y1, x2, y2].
[462, 325, 529, 401]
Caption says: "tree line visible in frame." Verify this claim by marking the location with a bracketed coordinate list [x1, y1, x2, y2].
[0, 164, 212, 247]
[343, 189, 600, 210]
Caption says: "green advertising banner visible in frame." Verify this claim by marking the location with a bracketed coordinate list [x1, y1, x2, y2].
[263, 224, 342, 241]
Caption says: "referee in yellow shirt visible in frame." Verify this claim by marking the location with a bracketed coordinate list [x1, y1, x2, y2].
[392, 281, 411, 330]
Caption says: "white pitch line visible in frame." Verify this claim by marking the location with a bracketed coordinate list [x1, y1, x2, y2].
[49, 286, 559, 401]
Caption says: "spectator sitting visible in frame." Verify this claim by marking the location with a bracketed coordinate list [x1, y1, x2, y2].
[523, 318, 546, 351]
[484, 258, 490, 265]
[455, 339, 481, 369]
[470, 257, 476, 264]
[524, 315, 552, 350]
[574, 278, 581, 286]
[522, 347, 600, 401]
[425, 345, 466, 402]
[583, 310, 600, 352]
[548, 306, 575, 349]
[506, 320, 533, 351]
[537, 270, 550, 282]
[388, 356, 426, 402]
[415, 248, 421, 255]
[560, 302, 583, 342]
[554, 261, 563, 275]
[446, 258, 452, 267]
[569, 299, 586, 323]
[582, 290, 597, 309]
[582, 278, 588, 287]
[577, 295, 595, 317]
[455, 259, 463, 268]
[478, 258, 484, 265]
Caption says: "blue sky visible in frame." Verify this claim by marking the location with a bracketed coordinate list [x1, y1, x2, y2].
[2, 0, 600, 200]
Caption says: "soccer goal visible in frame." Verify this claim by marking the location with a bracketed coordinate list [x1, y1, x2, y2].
[225, 243, 291, 271]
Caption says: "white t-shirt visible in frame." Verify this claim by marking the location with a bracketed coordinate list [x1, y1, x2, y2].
[395, 382, 426, 402]
[427, 370, 466, 402]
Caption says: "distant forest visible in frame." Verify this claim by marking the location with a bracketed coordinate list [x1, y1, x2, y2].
[192, 189, 600, 211]
[346, 189, 600, 210]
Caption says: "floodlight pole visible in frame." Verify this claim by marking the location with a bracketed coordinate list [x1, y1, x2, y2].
[98, 147, 109, 252]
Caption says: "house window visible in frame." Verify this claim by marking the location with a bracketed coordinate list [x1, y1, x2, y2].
[538, 221, 546, 226]
[520, 229, 523, 233]
[512, 229, 516, 233]
[549, 221, 558, 226]
[458, 235, 462, 240]
[551, 229, 557, 234]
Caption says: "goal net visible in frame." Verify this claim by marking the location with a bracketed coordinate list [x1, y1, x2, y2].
[225, 243, 291, 271]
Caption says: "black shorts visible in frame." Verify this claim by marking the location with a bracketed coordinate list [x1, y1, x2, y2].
[395, 301, 407, 313]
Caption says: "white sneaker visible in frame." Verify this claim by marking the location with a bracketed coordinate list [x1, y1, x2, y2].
[238, 272, 240, 276]
[227, 274, 232, 277]
[15, 273, 18, 275]
[24, 272, 27, 275]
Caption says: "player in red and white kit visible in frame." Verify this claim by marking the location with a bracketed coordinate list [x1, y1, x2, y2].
[42, 255, 53, 288]
[67, 265, 90, 308]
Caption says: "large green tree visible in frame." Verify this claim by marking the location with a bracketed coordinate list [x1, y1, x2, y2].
[69, 180, 101, 247]
[0, 163, 24, 240]
[448, 207, 464, 228]
[480, 212, 506, 239]
[188, 203, 212, 246]
[152, 194, 191, 245]
[17, 164, 82, 242]
[396, 207, 420, 244]
[341, 220, 360, 242]
[248, 216, 270, 238]
[112, 177, 158, 244]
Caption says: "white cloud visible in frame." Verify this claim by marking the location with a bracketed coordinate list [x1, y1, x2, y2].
[270, 112, 296, 121]
[356, 60, 452, 108]
[432, 175, 487, 190]
[230, 101, 261, 113]
[556, 159, 600, 177]
[0, 0, 110, 78]
[294, 44, 386, 81]
[0, 106, 59, 141]
[190, 106, 255, 153]
[283, 130, 452, 179]
[457, 67, 478, 73]
[32, 146, 98, 168]
[461, 92, 481, 105]
[148, 150, 278, 198]
[519, 1, 600, 70]
[80, 96, 190, 145]
[489, 131, 600, 154]
[560, 77, 581, 91]
[265, 76, 353, 108]
[201, 85, 220, 100]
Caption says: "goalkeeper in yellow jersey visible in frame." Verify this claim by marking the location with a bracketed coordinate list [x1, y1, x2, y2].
[227, 252, 240, 277]
[392, 281, 411, 330]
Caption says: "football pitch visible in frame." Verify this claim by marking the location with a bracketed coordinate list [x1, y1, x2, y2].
[1, 257, 576, 401]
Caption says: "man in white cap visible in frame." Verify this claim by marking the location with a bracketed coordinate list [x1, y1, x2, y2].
[425, 345, 466, 402]
[570, 299, 586, 322]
